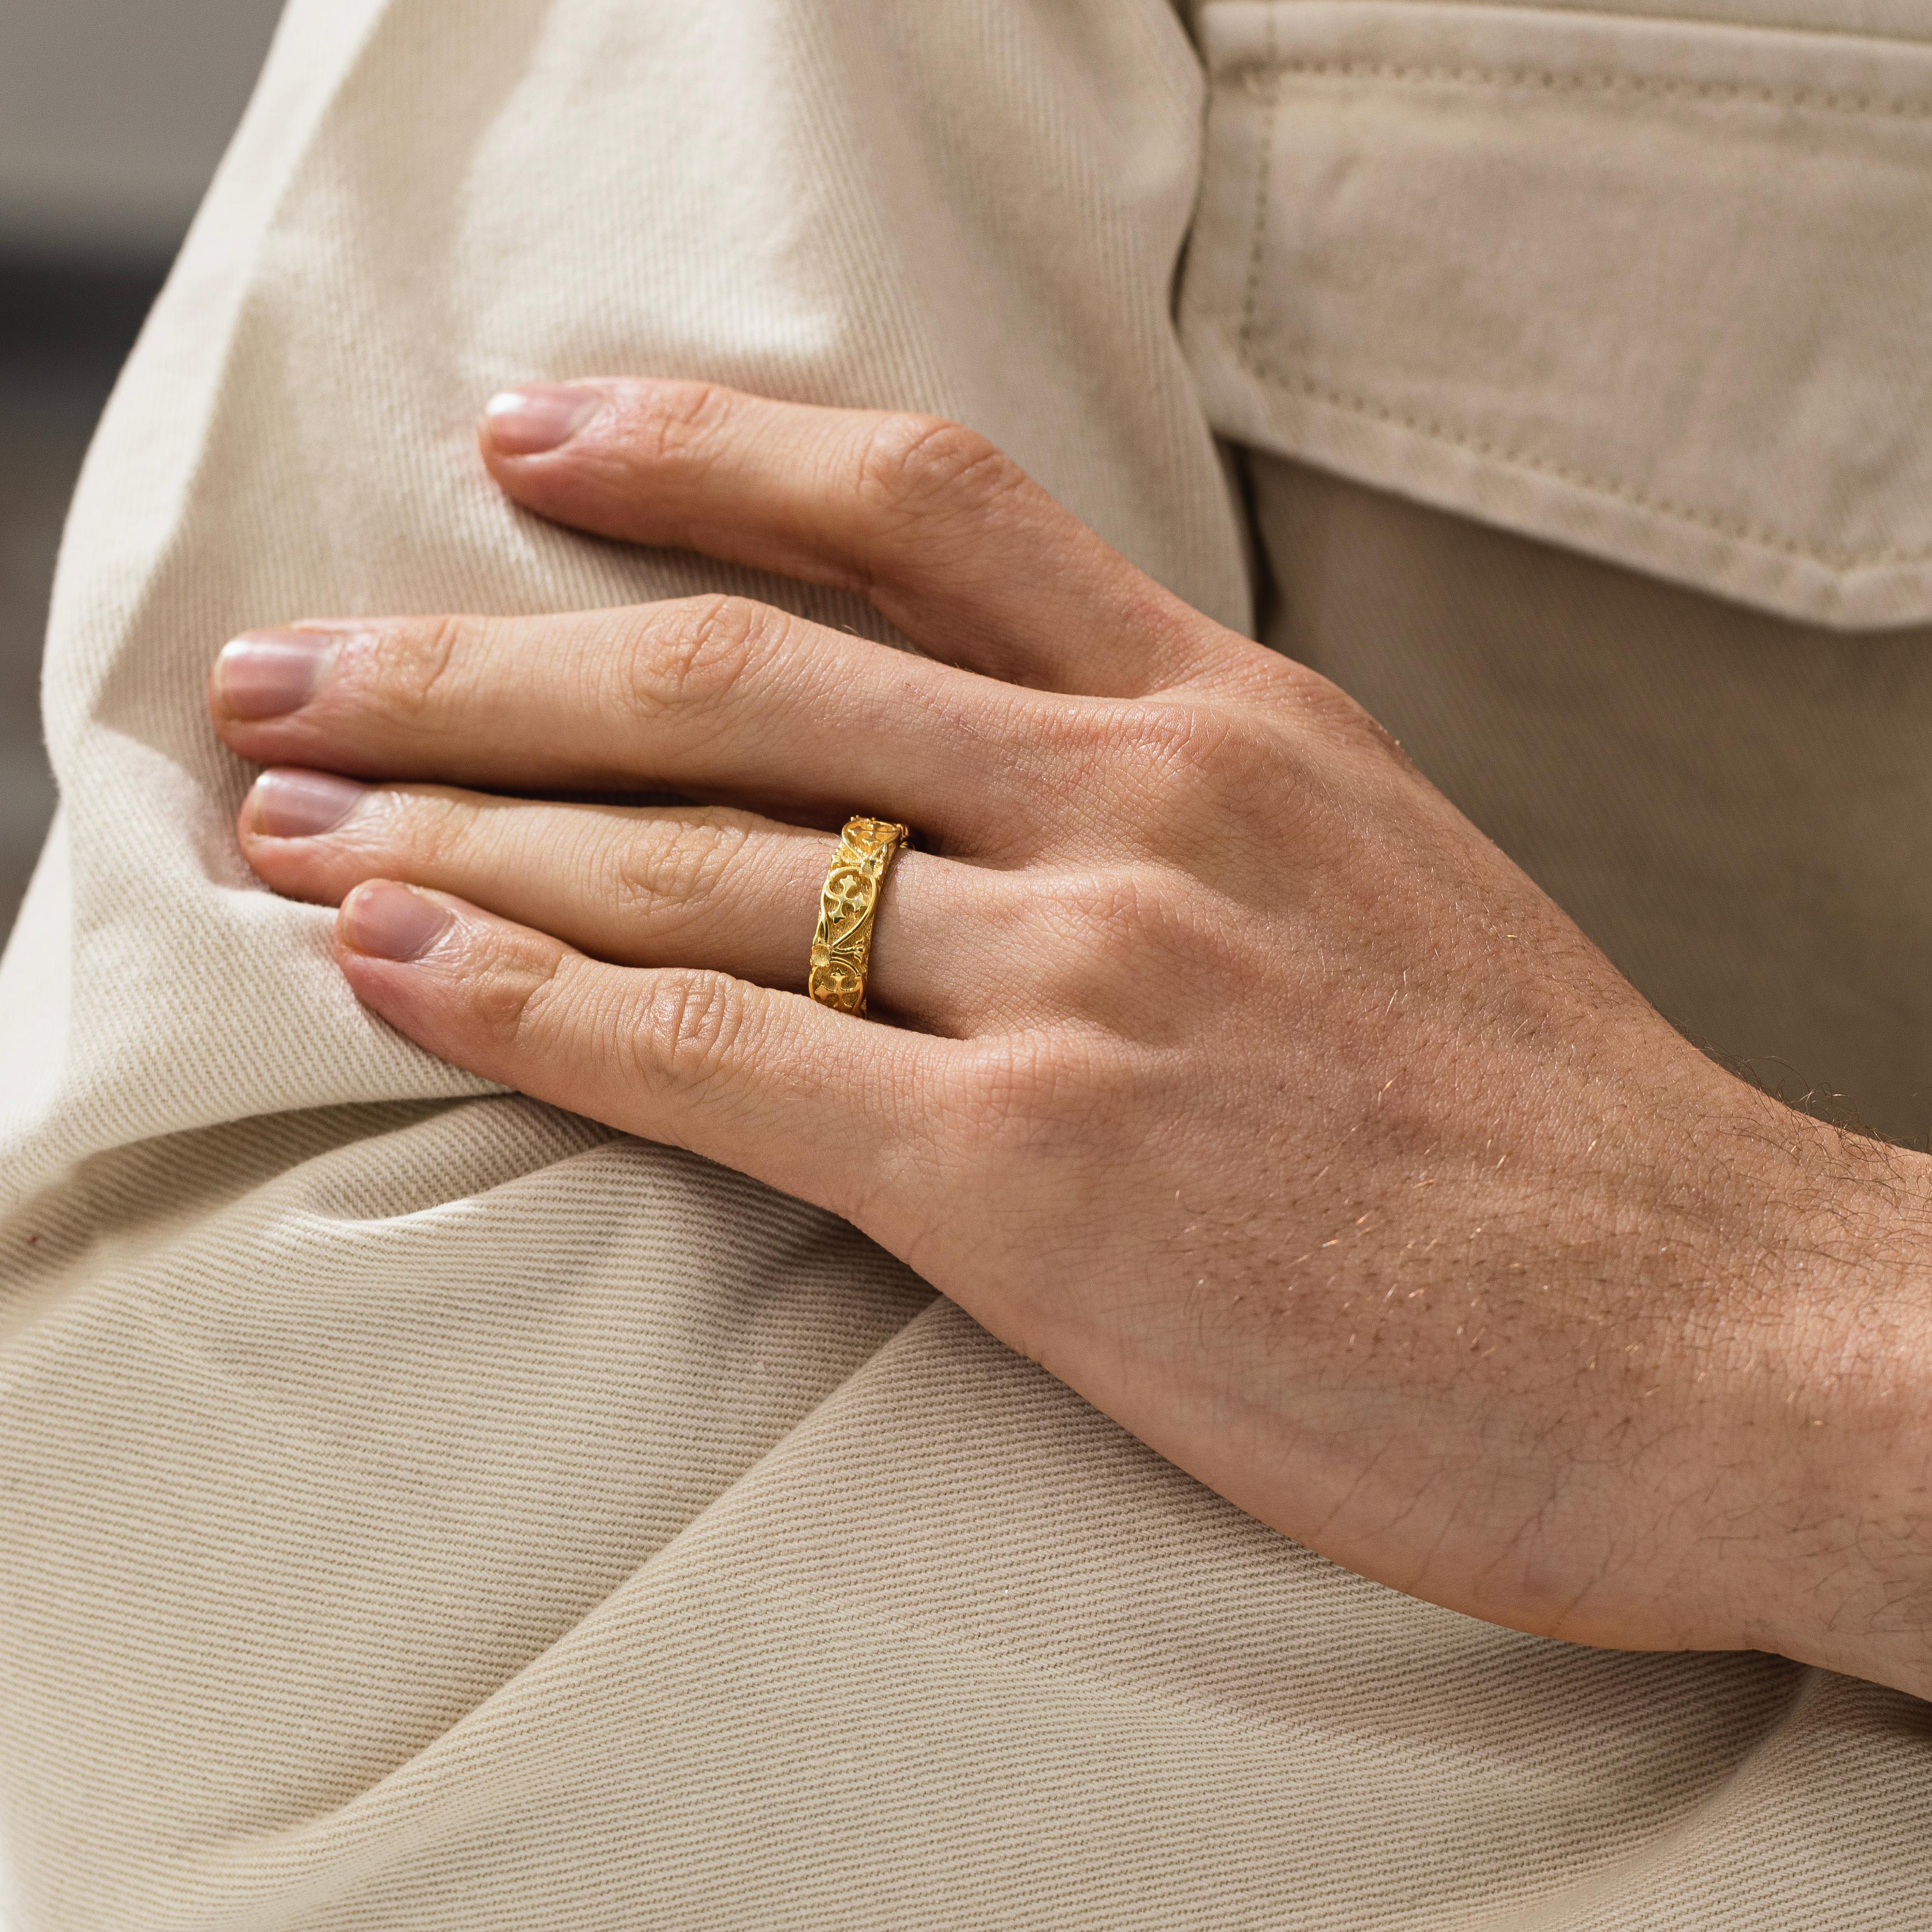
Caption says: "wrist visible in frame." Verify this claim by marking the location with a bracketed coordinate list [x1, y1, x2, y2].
[1696, 1099, 1932, 1696]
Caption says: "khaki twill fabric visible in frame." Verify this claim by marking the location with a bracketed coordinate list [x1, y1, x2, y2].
[4, 0, 1932, 1926]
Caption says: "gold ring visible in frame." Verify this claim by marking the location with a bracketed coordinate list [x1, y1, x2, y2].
[808, 816, 910, 1016]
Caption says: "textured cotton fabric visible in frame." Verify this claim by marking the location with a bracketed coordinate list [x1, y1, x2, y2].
[5, 2, 1932, 1927]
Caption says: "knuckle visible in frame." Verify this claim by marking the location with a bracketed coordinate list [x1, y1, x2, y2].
[614, 378, 734, 471]
[403, 789, 485, 870]
[609, 818, 747, 932]
[950, 1032, 1069, 1135]
[1115, 699, 1299, 826]
[853, 413, 1022, 521]
[1125, 699, 1249, 779]
[1034, 696, 1284, 828]
[469, 942, 568, 1047]
[1022, 866, 1222, 1017]
[632, 968, 748, 1095]
[945, 1029, 1126, 1165]
[628, 595, 779, 718]
[1026, 867, 1157, 965]
[371, 614, 473, 726]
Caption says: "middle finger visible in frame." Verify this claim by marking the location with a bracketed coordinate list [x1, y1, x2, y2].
[210, 596, 1093, 855]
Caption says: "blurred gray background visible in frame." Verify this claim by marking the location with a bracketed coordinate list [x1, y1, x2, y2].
[1, 0, 286, 943]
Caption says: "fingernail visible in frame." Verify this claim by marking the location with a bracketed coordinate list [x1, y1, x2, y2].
[217, 629, 341, 720]
[340, 881, 453, 961]
[482, 384, 603, 455]
[249, 769, 367, 838]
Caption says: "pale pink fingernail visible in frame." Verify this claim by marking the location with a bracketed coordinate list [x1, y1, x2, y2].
[482, 384, 603, 456]
[249, 769, 367, 838]
[340, 881, 452, 961]
[217, 629, 341, 720]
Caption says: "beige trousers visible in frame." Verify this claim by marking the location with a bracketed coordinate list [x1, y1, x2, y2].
[5, 2, 1932, 1925]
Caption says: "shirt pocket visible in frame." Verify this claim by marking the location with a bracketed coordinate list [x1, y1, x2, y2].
[1178, 0, 1932, 629]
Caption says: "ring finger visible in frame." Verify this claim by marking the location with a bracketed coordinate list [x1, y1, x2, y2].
[239, 767, 1001, 1031]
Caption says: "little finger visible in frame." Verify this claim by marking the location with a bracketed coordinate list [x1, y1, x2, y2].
[334, 883, 950, 1217]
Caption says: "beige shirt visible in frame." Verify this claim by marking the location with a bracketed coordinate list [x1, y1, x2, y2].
[3, 2, 1930, 1924]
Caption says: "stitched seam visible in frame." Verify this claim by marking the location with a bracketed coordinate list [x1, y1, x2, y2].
[1242, 359, 1932, 568]
[1229, 62, 1932, 574]
[1230, 57, 1932, 120]
[1237, 7, 1282, 352]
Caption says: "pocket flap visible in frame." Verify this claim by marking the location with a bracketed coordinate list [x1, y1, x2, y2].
[1179, 1, 1932, 629]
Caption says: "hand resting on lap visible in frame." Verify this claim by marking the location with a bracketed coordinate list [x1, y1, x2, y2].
[210, 379, 1932, 1697]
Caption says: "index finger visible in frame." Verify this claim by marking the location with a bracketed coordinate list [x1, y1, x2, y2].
[479, 379, 1228, 697]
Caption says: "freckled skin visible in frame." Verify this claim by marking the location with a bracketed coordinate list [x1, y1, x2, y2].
[214, 379, 1932, 1699]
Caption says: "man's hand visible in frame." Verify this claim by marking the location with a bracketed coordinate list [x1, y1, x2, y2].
[209, 378, 1932, 1696]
